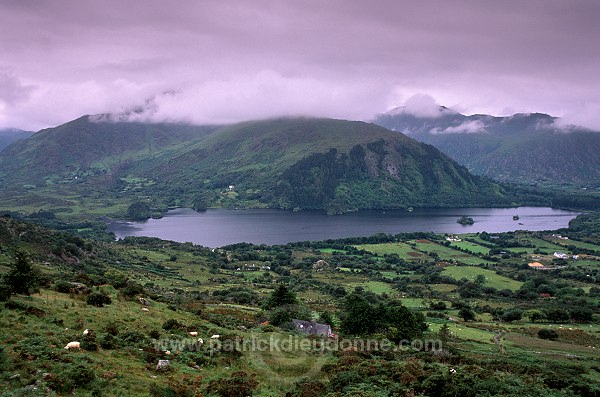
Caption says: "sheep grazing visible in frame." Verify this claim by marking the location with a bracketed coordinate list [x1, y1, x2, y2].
[210, 334, 220, 339]
[64, 341, 80, 350]
[197, 338, 204, 345]
[165, 350, 171, 355]
[82, 329, 90, 336]
[449, 368, 457, 375]
[141, 308, 150, 312]
[156, 359, 170, 371]
[188, 331, 198, 337]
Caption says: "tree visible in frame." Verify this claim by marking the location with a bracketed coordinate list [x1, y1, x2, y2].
[538, 328, 559, 340]
[500, 309, 523, 323]
[546, 308, 569, 323]
[569, 308, 593, 323]
[430, 301, 447, 310]
[340, 292, 374, 335]
[3, 251, 41, 296]
[438, 323, 452, 344]
[263, 284, 297, 309]
[526, 310, 546, 323]
[87, 291, 112, 307]
[459, 307, 476, 322]
[475, 274, 487, 285]
[318, 311, 335, 326]
[340, 292, 426, 340]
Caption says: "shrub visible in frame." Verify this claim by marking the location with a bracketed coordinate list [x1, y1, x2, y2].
[54, 280, 73, 293]
[149, 329, 161, 339]
[121, 281, 145, 299]
[81, 334, 98, 351]
[3, 251, 42, 296]
[87, 291, 112, 307]
[269, 305, 311, 326]
[99, 333, 117, 350]
[162, 319, 185, 330]
[104, 322, 120, 336]
[0, 283, 11, 302]
[569, 308, 593, 322]
[458, 307, 476, 322]
[287, 378, 327, 397]
[538, 328, 559, 340]
[119, 331, 148, 347]
[207, 371, 258, 397]
[500, 310, 523, 323]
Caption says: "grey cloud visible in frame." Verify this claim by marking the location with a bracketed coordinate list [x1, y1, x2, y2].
[1, 0, 600, 130]
[0, 68, 36, 106]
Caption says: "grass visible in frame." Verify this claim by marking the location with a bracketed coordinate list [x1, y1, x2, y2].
[348, 281, 395, 295]
[448, 240, 491, 255]
[0, 290, 339, 397]
[427, 321, 497, 344]
[545, 237, 600, 252]
[504, 237, 566, 254]
[409, 239, 493, 265]
[354, 243, 431, 261]
[441, 266, 523, 291]
[318, 248, 347, 254]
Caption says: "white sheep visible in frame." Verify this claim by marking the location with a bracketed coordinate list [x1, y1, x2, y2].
[197, 338, 204, 345]
[165, 350, 171, 355]
[188, 331, 198, 337]
[156, 359, 170, 371]
[210, 334, 220, 339]
[64, 341, 80, 350]
[83, 329, 90, 336]
[449, 368, 457, 375]
[141, 308, 150, 312]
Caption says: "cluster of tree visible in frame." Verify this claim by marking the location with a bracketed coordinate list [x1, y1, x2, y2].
[0, 251, 43, 300]
[261, 284, 311, 326]
[339, 289, 427, 342]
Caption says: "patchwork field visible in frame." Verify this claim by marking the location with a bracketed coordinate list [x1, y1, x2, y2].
[353, 242, 431, 261]
[409, 239, 493, 265]
[448, 240, 490, 255]
[441, 266, 523, 291]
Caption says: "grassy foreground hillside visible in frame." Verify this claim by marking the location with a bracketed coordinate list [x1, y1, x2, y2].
[0, 214, 598, 396]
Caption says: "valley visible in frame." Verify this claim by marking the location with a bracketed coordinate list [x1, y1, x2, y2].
[0, 212, 598, 396]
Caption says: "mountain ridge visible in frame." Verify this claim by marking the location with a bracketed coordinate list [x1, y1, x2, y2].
[373, 108, 600, 185]
[0, 116, 512, 215]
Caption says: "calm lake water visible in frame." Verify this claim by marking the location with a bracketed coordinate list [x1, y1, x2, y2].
[108, 207, 579, 247]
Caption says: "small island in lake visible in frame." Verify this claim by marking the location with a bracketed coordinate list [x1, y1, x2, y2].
[457, 215, 475, 225]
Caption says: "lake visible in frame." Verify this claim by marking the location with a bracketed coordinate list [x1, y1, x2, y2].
[107, 206, 579, 247]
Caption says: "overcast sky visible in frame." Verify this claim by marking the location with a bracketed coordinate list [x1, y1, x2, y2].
[1, 0, 600, 131]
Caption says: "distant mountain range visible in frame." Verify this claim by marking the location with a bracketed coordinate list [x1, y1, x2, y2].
[0, 116, 512, 215]
[373, 107, 600, 186]
[0, 128, 33, 151]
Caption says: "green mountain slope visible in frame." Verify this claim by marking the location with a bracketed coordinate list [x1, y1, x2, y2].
[0, 117, 511, 215]
[0, 128, 33, 151]
[0, 116, 219, 184]
[374, 109, 600, 185]
[128, 118, 510, 213]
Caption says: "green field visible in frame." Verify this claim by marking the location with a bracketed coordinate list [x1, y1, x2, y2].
[348, 281, 396, 295]
[505, 237, 565, 254]
[318, 248, 347, 254]
[448, 240, 491, 255]
[409, 239, 493, 265]
[354, 242, 431, 260]
[442, 266, 523, 291]
[545, 237, 600, 252]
